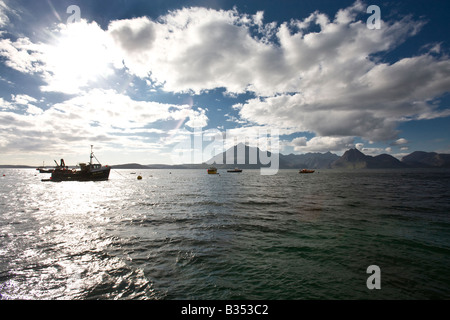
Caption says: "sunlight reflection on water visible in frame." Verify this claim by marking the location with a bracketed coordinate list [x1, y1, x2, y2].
[0, 168, 449, 299]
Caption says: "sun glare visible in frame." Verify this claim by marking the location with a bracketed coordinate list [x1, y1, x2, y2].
[44, 21, 115, 92]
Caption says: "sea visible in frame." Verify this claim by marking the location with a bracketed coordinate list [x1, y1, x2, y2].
[0, 168, 449, 300]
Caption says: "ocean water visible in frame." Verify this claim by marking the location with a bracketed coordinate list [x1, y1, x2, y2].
[0, 168, 449, 300]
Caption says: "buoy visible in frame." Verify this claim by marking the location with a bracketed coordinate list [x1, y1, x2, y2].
[137, 175, 142, 180]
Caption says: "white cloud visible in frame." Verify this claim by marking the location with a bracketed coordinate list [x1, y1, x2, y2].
[392, 138, 408, 145]
[49, 89, 192, 129]
[0, 0, 15, 28]
[292, 137, 308, 147]
[12, 94, 37, 105]
[26, 104, 43, 115]
[108, 17, 157, 78]
[230, 7, 450, 142]
[0, 97, 14, 110]
[291, 136, 355, 153]
[102, 7, 292, 95]
[185, 108, 209, 128]
[0, 37, 46, 74]
[359, 147, 387, 156]
[0, 89, 194, 157]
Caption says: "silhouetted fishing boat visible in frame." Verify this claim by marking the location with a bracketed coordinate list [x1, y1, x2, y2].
[42, 146, 110, 182]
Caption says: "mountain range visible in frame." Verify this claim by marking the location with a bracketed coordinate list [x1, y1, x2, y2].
[3, 145, 449, 169]
[331, 148, 450, 169]
[113, 144, 450, 169]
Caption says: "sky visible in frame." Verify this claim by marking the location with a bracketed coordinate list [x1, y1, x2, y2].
[0, 0, 449, 166]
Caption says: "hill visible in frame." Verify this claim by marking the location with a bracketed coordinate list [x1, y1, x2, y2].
[402, 151, 450, 168]
[331, 149, 406, 169]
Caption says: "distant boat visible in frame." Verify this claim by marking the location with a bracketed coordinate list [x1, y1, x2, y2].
[299, 169, 315, 174]
[207, 166, 218, 174]
[36, 162, 54, 173]
[42, 146, 110, 182]
[227, 168, 242, 173]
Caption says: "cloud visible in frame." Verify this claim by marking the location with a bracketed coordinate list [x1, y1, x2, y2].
[0, 1, 8, 27]
[0, 37, 46, 74]
[0, 0, 17, 28]
[392, 138, 408, 145]
[292, 137, 308, 147]
[108, 17, 157, 77]
[0, 97, 14, 110]
[12, 94, 37, 105]
[185, 108, 209, 128]
[102, 7, 290, 95]
[0, 89, 195, 155]
[26, 104, 44, 115]
[229, 4, 450, 143]
[2, 3, 449, 107]
[290, 136, 355, 153]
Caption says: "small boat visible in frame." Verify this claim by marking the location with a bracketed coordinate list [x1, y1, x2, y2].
[299, 169, 315, 174]
[36, 162, 54, 173]
[42, 146, 110, 182]
[227, 168, 242, 173]
[207, 166, 218, 174]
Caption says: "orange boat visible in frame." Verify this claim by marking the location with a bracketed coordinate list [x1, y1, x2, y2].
[207, 166, 218, 174]
[299, 169, 315, 174]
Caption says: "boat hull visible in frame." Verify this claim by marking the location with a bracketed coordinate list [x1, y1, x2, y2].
[299, 169, 315, 174]
[207, 166, 218, 174]
[48, 167, 111, 181]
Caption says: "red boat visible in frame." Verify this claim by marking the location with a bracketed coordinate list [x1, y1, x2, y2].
[299, 169, 315, 174]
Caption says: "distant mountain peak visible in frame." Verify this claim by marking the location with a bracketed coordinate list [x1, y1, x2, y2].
[341, 148, 366, 160]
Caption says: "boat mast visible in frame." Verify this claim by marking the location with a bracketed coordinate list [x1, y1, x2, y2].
[90, 145, 93, 167]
